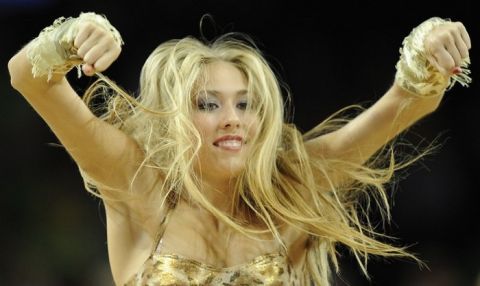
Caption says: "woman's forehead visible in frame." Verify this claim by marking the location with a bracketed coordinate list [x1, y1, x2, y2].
[203, 61, 247, 86]
[193, 62, 250, 95]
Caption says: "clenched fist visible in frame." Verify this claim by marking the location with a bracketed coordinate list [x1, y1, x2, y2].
[424, 21, 471, 76]
[74, 20, 122, 76]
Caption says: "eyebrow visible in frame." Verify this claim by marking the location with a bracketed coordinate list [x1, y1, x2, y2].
[202, 90, 249, 97]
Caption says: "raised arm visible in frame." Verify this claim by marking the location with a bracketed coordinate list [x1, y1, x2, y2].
[8, 14, 158, 204]
[306, 18, 471, 168]
[8, 15, 167, 282]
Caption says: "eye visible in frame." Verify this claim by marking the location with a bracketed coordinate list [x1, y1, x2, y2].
[198, 100, 219, 111]
[237, 100, 248, 110]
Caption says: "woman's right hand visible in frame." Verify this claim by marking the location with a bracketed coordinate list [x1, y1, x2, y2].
[74, 20, 122, 76]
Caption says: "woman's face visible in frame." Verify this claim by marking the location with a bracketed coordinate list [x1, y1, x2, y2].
[192, 61, 259, 183]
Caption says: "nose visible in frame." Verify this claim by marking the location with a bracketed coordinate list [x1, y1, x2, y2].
[221, 104, 241, 129]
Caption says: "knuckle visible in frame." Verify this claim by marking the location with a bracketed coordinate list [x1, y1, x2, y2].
[94, 64, 103, 72]
[445, 57, 455, 68]
[83, 55, 93, 64]
[97, 27, 108, 37]
[438, 32, 454, 44]
[454, 21, 465, 29]
[83, 51, 98, 64]
[429, 39, 443, 51]
[81, 21, 96, 31]
[115, 45, 122, 55]
[76, 48, 86, 58]
[91, 29, 104, 39]
[432, 49, 443, 59]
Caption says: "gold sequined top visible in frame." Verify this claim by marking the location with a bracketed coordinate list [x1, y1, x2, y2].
[124, 251, 299, 285]
[124, 211, 301, 285]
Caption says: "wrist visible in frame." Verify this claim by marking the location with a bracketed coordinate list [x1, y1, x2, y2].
[25, 12, 123, 81]
[394, 17, 471, 98]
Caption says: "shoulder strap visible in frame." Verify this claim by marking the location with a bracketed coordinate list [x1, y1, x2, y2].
[150, 207, 173, 255]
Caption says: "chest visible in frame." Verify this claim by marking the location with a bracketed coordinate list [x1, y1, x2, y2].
[159, 207, 285, 268]
[110, 204, 308, 285]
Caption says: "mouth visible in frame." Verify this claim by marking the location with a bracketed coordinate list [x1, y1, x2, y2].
[213, 135, 244, 151]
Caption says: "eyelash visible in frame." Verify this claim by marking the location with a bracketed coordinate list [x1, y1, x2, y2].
[198, 102, 219, 111]
[237, 102, 248, 110]
[197, 100, 248, 111]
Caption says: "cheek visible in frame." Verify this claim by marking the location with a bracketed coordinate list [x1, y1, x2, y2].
[193, 115, 213, 137]
[245, 116, 260, 137]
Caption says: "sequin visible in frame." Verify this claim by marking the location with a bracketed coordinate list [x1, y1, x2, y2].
[124, 209, 301, 285]
[124, 252, 299, 285]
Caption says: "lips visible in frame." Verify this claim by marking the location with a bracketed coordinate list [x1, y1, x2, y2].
[213, 135, 244, 151]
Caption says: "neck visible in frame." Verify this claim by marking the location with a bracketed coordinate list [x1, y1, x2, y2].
[199, 175, 237, 213]
[186, 173, 266, 231]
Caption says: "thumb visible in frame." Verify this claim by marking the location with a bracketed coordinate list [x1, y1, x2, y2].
[82, 64, 96, 76]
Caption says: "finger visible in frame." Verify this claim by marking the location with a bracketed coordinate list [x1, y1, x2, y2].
[83, 41, 109, 65]
[456, 22, 471, 49]
[425, 36, 451, 75]
[82, 64, 96, 76]
[444, 37, 463, 67]
[93, 47, 121, 72]
[74, 22, 95, 49]
[76, 29, 104, 58]
[435, 49, 455, 76]
[452, 30, 470, 60]
[430, 47, 455, 76]
[452, 67, 462, 74]
[426, 53, 447, 75]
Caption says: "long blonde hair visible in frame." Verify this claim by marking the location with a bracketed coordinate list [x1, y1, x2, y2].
[82, 34, 427, 285]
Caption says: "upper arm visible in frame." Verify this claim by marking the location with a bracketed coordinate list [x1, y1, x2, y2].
[10, 32, 165, 284]
[9, 46, 161, 201]
[304, 84, 441, 186]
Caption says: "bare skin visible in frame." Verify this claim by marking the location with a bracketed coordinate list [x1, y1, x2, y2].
[8, 17, 470, 285]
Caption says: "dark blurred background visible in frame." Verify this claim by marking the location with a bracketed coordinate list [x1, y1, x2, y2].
[1, 0, 478, 285]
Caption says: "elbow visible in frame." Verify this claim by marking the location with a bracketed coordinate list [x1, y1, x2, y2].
[8, 54, 22, 90]
[8, 50, 55, 96]
[9, 49, 64, 94]
[8, 51, 33, 92]
[8, 47, 43, 93]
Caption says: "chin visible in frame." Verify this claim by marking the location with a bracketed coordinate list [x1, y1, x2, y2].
[216, 162, 246, 178]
